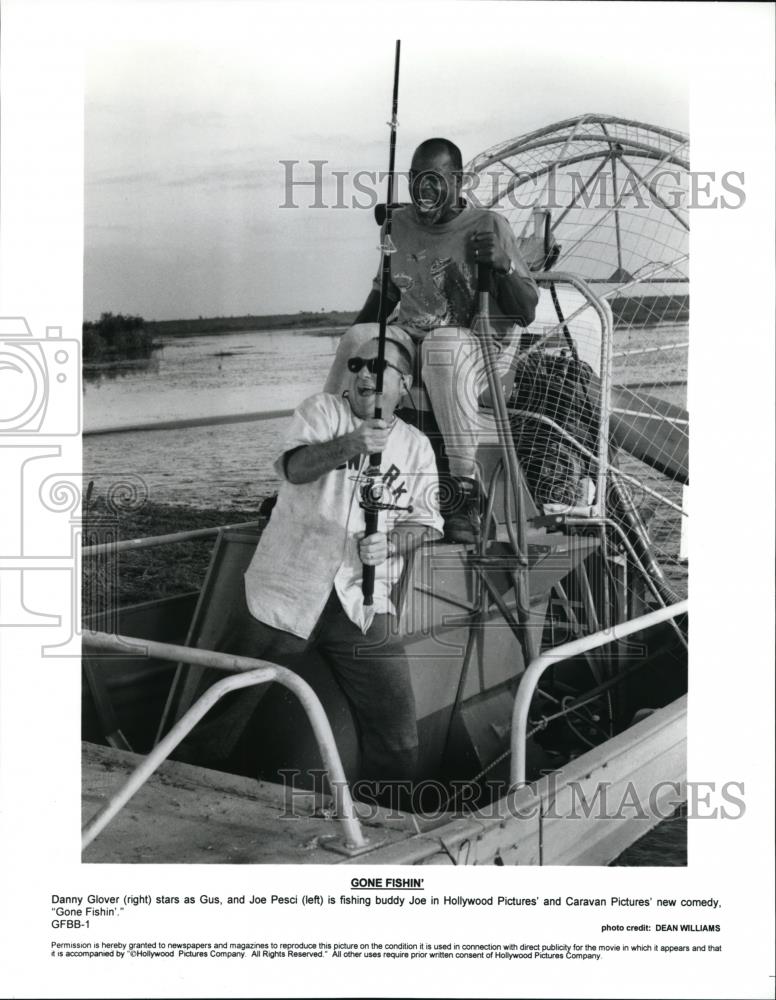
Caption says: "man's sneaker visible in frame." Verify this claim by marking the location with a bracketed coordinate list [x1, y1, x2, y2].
[444, 476, 481, 544]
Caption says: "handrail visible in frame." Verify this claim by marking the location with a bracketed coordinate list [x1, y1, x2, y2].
[82, 521, 259, 557]
[81, 630, 368, 853]
[510, 600, 688, 786]
[83, 407, 295, 437]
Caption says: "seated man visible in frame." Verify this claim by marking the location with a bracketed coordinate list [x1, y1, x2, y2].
[180, 336, 443, 791]
[325, 137, 538, 543]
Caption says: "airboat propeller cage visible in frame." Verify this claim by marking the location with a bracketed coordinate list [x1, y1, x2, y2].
[470, 113, 689, 498]
[467, 114, 689, 302]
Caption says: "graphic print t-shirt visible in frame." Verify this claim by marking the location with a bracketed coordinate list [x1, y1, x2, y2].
[244, 393, 443, 638]
[373, 204, 536, 338]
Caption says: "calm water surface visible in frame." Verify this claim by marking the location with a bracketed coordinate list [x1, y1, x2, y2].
[84, 327, 345, 508]
[84, 323, 688, 510]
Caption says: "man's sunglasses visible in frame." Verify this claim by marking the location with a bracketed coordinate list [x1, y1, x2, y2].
[347, 356, 404, 377]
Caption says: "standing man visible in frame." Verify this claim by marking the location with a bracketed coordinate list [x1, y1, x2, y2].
[180, 336, 442, 790]
[325, 137, 538, 543]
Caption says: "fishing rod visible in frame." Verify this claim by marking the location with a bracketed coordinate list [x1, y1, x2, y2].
[361, 39, 401, 607]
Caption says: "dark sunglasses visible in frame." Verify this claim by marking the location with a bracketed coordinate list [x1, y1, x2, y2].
[347, 356, 404, 377]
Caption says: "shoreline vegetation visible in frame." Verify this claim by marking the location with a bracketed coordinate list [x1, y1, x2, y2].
[146, 308, 359, 339]
[82, 295, 688, 366]
[83, 312, 155, 364]
[82, 309, 358, 366]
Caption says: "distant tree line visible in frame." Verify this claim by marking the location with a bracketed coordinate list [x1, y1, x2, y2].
[83, 313, 156, 362]
[146, 309, 358, 338]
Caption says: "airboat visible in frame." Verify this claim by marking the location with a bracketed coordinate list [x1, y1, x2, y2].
[82, 115, 690, 865]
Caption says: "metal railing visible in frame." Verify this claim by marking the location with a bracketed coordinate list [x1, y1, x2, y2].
[529, 270, 614, 522]
[83, 408, 295, 438]
[81, 630, 369, 855]
[510, 600, 688, 786]
[82, 521, 258, 558]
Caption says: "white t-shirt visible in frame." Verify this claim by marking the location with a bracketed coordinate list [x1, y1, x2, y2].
[244, 393, 443, 638]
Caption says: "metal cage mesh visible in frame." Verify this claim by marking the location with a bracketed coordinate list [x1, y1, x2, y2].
[469, 115, 688, 598]
[468, 114, 689, 298]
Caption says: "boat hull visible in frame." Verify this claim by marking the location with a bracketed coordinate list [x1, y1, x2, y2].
[81, 695, 686, 865]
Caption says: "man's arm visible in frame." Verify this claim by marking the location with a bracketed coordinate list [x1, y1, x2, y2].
[493, 262, 539, 327]
[471, 227, 539, 328]
[284, 419, 392, 484]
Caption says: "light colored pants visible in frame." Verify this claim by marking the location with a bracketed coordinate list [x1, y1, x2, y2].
[324, 323, 519, 480]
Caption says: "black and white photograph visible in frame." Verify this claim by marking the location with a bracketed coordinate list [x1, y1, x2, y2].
[79, 0, 693, 866]
[0, 1, 773, 997]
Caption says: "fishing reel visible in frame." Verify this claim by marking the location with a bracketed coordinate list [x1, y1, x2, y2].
[353, 468, 414, 515]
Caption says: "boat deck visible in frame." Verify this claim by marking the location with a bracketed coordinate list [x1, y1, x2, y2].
[82, 743, 427, 864]
[82, 694, 687, 865]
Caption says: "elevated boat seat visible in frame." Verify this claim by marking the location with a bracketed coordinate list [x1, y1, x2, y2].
[405, 283, 604, 416]
[399, 283, 606, 516]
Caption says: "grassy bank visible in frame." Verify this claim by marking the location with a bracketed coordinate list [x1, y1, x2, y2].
[82, 499, 267, 618]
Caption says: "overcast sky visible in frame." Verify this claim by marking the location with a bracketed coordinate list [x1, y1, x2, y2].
[84, 1, 690, 321]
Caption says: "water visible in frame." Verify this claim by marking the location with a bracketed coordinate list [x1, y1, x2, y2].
[84, 323, 688, 510]
[84, 327, 345, 508]
[612, 321, 688, 410]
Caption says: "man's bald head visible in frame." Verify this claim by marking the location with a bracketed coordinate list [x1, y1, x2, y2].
[409, 139, 464, 226]
[411, 138, 463, 173]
